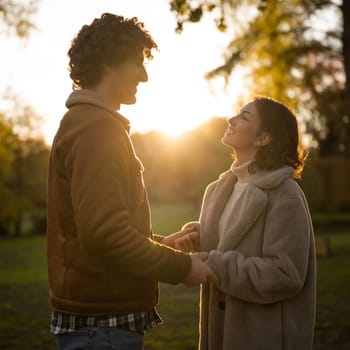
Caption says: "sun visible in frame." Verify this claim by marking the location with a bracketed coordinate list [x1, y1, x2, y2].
[121, 79, 235, 140]
[158, 126, 191, 138]
[127, 112, 195, 138]
[118, 48, 248, 139]
[125, 102, 211, 139]
[137, 123, 194, 139]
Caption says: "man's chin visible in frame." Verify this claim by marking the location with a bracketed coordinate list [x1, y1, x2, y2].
[121, 96, 137, 105]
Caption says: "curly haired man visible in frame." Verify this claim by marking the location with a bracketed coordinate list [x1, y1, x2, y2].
[47, 13, 217, 349]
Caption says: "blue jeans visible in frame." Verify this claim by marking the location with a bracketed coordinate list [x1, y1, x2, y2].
[55, 327, 144, 350]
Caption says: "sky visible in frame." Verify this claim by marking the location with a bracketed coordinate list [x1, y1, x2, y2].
[0, 0, 245, 144]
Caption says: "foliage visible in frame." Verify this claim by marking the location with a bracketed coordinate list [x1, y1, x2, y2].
[169, 0, 350, 157]
[0, 0, 39, 38]
[0, 114, 17, 235]
[301, 156, 350, 213]
[0, 95, 50, 236]
[312, 213, 350, 230]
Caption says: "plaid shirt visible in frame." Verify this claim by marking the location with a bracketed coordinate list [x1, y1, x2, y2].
[51, 308, 162, 335]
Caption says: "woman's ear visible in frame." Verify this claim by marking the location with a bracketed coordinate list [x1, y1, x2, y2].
[255, 132, 272, 146]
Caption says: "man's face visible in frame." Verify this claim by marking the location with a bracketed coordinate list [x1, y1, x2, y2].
[104, 51, 148, 108]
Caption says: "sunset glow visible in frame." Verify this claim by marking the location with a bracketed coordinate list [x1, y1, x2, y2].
[0, 0, 246, 144]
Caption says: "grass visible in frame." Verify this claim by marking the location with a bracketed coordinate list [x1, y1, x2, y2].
[0, 202, 349, 349]
[150, 201, 199, 234]
[0, 236, 54, 350]
[313, 234, 350, 350]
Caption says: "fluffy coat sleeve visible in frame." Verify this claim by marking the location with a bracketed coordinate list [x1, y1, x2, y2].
[207, 195, 311, 304]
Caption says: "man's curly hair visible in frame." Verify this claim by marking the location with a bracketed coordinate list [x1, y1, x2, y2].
[68, 13, 158, 89]
[248, 97, 308, 179]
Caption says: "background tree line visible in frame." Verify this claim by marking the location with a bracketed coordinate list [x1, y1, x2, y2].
[2, 110, 349, 237]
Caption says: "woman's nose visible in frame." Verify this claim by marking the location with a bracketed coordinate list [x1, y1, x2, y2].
[229, 115, 237, 125]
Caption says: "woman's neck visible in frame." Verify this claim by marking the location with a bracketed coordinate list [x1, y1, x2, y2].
[234, 149, 256, 166]
[231, 159, 253, 183]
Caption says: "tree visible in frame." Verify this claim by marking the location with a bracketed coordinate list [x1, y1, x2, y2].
[0, 0, 39, 38]
[8, 136, 49, 236]
[169, 0, 350, 156]
[0, 113, 16, 235]
[342, 0, 350, 155]
[0, 94, 49, 236]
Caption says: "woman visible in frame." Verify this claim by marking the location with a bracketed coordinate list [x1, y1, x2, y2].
[176, 96, 316, 350]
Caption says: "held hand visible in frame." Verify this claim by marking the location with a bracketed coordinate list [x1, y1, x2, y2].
[183, 252, 220, 287]
[174, 230, 200, 252]
[207, 261, 220, 286]
[181, 221, 200, 232]
[161, 226, 194, 249]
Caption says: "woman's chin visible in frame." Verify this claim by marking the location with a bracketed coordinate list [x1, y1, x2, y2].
[221, 138, 235, 150]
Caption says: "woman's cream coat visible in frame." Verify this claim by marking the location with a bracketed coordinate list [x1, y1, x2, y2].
[197, 166, 316, 350]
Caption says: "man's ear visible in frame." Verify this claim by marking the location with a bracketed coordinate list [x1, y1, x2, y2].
[102, 64, 112, 74]
[255, 132, 272, 147]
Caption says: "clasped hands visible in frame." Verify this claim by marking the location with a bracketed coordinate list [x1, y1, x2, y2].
[162, 224, 219, 287]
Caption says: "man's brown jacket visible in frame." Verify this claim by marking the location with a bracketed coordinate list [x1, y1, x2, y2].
[47, 90, 191, 315]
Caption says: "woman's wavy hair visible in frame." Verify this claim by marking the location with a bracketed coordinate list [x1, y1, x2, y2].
[248, 96, 308, 179]
[68, 13, 158, 89]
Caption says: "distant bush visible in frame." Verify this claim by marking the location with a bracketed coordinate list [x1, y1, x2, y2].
[312, 213, 350, 231]
[301, 157, 350, 214]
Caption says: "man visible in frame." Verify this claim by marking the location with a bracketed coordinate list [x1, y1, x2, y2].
[47, 13, 217, 349]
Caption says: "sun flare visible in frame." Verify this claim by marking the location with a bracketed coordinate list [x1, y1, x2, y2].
[120, 68, 245, 141]
[0, 0, 247, 146]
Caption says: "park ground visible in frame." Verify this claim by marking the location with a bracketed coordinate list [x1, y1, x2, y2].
[0, 202, 349, 349]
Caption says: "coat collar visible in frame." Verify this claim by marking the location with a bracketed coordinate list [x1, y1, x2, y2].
[201, 166, 294, 251]
[250, 166, 295, 189]
[200, 171, 235, 251]
[65, 89, 131, 133]
[217, 182, 267, 250]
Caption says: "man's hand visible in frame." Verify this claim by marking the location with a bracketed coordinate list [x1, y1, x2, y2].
[183, 252, 220, 287]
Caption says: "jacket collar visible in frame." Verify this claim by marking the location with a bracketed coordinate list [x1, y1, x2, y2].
[65, 89, 131, 133]
[202, 166, 294, 251]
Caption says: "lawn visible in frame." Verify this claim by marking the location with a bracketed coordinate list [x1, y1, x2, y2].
[0, 202, 349, 349]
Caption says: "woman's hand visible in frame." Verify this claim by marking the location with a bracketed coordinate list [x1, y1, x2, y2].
[161, 226, 194, 249]
[161, 225, 200, 252]
[174, 230, 200, 252]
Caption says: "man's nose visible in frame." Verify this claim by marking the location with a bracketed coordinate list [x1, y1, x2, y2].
[139, 65, 148, 83]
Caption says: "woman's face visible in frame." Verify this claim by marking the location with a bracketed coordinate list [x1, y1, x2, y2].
[222, 101, 263, 152]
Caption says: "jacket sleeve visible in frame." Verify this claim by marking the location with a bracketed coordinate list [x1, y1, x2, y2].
[66, 116, 191, 284]
[207, 195, 312, 304]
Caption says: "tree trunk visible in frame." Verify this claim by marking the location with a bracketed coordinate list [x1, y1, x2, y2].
[342, 0, 350, 156]
[12, 148, 23, 237]
[14, 215, 22, 237]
